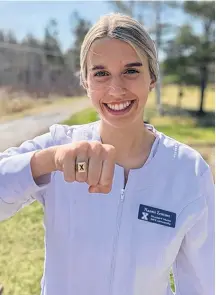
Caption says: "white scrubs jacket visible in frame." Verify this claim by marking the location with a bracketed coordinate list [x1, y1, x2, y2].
[0, 121, 214, 295]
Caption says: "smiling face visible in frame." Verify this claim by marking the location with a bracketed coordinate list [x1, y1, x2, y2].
[85, 38, 155, 129]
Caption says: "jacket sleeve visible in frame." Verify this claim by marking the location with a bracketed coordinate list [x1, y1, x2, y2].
[173, 167, 215, 295]
[0, 131, 55, 222]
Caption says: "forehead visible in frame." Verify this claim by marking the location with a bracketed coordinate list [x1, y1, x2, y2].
[87, 38, 145, 67]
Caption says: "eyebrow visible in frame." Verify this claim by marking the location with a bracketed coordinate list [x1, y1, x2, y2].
[90, 62, 143, 71]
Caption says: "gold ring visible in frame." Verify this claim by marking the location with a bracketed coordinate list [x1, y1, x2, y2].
[75, 162, 87, 173]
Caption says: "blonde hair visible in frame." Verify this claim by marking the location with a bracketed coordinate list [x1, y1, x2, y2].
[80, 13, 159, 88]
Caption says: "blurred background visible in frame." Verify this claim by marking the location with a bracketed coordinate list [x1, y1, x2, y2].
[0, 1, 215, 295]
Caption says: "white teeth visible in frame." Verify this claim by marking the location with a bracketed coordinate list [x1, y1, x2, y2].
[107, 101, 132, 111]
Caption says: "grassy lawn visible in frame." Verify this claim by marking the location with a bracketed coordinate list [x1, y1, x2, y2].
[0, 85, 214, 294]
[0, 203, 44, 295]
[64, 107, 214, 145]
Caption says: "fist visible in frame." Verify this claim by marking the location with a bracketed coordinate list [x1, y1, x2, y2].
[53, 141, 116, 194]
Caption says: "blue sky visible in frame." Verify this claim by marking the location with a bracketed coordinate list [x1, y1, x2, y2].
[0, 1, 202, 52]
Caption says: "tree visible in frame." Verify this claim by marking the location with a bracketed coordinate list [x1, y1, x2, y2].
[162, 25, 200, 111]
[20, 33, 46, 92]
[22, 33, 42, 49]
[43, 18, 64, 66]
[5, 30, 17, 44]
[69, 11, 91, 71]
[163, 1, 215, 115]
[0, 30, 5, 42]
[183, 1, 215, 115]
[163, 24, 200, 85]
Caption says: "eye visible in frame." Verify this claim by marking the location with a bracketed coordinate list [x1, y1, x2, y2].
[94, 71, 109, 77]
[124, 68, 139, 75]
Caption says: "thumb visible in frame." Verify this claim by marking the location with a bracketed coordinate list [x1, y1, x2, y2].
[89, 186, 100, 193]
[88, 185, 111, 194]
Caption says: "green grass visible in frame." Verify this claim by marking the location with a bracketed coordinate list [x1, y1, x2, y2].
[0, 85, 214, 294]
[149, 115, 214, 144]
[63, 107, 214, 145]
[0, 202, 44, 295]
[63, 108, 99, 125]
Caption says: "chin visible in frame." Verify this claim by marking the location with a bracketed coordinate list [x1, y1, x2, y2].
[100, 115, 140, 130]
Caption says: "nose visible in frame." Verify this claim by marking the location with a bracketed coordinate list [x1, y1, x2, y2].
[107, 76, 126, 97]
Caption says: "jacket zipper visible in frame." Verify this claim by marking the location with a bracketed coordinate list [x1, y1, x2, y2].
[108, 188, 125, 295]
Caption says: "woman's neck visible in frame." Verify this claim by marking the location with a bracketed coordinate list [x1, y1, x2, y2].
[99, 120, 156, 170]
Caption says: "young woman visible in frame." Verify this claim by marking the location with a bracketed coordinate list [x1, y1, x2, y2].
[0, 13, 214, 295]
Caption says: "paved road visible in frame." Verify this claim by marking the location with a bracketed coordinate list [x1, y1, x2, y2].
[0, 99, 92, 152]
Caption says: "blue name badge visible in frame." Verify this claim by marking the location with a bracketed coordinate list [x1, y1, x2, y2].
[138, 205, 176, 228]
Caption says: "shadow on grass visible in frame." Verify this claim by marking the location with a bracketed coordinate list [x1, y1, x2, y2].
[162, 104, 215, 128]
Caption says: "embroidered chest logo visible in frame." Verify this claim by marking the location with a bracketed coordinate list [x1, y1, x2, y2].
[138, 205, 176, 228]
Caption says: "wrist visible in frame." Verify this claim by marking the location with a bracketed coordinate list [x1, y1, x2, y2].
[31, 146, 58, 179]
